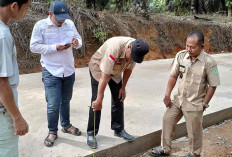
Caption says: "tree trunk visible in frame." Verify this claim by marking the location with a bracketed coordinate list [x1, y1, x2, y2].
[191, 0, 198, 14]
[99, 0, 108, 11]
[228, 7, 232, 17]
[86, 0, 96, 9]
[130, 0, 150, 20]
[116, 0, 124, 12]
[220, 0, 226, 13]
[93, 0, 96, 10]
[198, 0, 206, 14]
[141, 0, 150, 20]
[86, 0, 92, 9]
[204, 0, 212, 13]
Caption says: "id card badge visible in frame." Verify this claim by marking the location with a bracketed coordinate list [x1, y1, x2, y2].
[179, 65, 185, 79]
[179, 65, 185, 73]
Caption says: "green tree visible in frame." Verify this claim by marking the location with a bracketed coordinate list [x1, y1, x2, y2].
[175, 0, 191, 15]
[150, 0, 166, 12]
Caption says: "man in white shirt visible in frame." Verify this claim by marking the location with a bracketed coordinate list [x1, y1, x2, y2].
[30, 0, 82, 147]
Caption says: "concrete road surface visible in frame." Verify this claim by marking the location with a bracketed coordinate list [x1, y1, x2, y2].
[18, 53, 232, 157]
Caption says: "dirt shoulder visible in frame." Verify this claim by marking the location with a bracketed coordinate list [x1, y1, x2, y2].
[11, 9, 232, 74]
[134, 119, 232, 157]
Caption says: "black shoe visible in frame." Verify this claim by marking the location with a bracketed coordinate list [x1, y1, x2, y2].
[149, 147, 169, 156]
[87, 135, 97, 149]
[114, 130, 135, 141]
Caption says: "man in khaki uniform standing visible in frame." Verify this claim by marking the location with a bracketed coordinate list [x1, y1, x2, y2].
[150, 31, 220, 157]
[87, 36, 149, 149]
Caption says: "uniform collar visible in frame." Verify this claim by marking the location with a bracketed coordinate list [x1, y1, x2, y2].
[185, 50, 205, 62]
[196, 51, 205, 62]
[121, 39, 135, 58]
[184, 51, 190, 60]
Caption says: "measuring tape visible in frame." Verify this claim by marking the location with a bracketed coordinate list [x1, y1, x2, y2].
[93, 111, 96, 157]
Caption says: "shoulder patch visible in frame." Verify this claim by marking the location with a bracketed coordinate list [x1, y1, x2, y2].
[213, 68, 219, 75]
[108, 55, 115, 63]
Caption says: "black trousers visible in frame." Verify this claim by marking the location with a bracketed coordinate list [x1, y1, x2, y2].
[87, 71, 124, 136]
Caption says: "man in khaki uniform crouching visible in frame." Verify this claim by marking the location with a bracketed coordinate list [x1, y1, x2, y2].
[87, 36, 149, 149]
[150, 31, 220, 157]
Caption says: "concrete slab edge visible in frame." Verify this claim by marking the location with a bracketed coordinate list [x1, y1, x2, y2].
[85, 107, 232, 157]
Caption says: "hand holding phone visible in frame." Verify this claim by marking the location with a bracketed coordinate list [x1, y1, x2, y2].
[56, 44, 72, 51]
[64, 43, 72, 46]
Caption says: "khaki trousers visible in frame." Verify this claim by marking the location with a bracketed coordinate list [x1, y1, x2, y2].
[161, 104, 203, 156]
[0, 112, 19, 157]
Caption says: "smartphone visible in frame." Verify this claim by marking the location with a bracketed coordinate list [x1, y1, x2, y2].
[64, 43, 72, 46]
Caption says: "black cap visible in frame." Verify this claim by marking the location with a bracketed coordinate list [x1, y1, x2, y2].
[131, 38, 149, 63]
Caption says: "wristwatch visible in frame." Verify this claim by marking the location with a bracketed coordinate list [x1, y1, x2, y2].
[203, 103, 209, 108]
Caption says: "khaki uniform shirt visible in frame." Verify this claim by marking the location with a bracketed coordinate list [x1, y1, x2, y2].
[170, 50, 220, 111]
[89, 37, 136, 83]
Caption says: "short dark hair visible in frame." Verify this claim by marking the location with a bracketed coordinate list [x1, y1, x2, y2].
[187, 31, 204, 45]
[0, 0, 29, 9]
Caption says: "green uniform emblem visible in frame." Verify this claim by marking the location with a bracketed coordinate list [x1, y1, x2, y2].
[213, 69, 218, 75]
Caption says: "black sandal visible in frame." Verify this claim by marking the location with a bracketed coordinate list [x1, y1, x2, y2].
[150, 147, 169, 156]
[61, 125, 81, 136]
[44, 134, 58, 147]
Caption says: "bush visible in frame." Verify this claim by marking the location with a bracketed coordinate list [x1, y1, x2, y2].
[93, 25, 109, 45]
